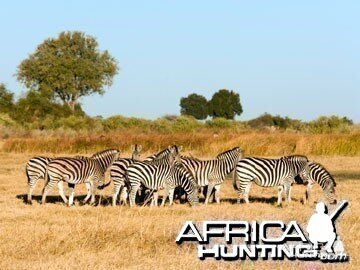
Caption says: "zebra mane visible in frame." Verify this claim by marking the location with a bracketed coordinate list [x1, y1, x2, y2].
[91, 149, 119, 159]
[281, 155, 309, 162]
[216, 147, 241, 159]
[310, 162, 337, 187]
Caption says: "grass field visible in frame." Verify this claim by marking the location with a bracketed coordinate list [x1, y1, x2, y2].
[0, 152, 359, 269]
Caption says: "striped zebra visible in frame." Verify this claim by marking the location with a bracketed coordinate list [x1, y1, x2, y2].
[41, 149, 119, 206]
[126, 145, 182, 207]
[233, 155, 310, 205]
[110, 144, 142, 206]
[160, 164, 199, 206]
[26, 155, 90, 204]
[302, 162, 337, 204]
[181, 147, 242, 204]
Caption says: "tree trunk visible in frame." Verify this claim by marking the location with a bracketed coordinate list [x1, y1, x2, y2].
[67, 101, 77, 112]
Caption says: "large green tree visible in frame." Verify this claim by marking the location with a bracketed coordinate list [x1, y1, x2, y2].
[0, 83, 15, 114]
[180, 93, 208, 120]
[208, 89, 243, 119]
[17, 31, 118, 111]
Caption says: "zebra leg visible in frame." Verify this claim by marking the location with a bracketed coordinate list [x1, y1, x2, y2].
[153, 191, 159, 207]
[168, 189, 175, 206]
[57, 181, 68, 204]
[68, 183, 75, 206]
[243, 183, 252, 204]
[129, 185, 140, 207]
[285, 185, 292, 203]
[41, 180, 57, 205]
[214, 185, 221, 204]
[305, 183, 312, 204]
[90, 181, 96, 205]
[161, 187, 169, 207]
[82, 182, 92, 204]
[204, 183, 215, 204]
[27, 175, 40, 204]
[120, 186, 128, 205]
[112, 183, 121, 206]
[277, 186, 284, 206]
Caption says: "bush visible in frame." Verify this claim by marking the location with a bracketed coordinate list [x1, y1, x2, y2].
[205, 118, 235, 129]
[307, 115, 353, 133]
[247, 113, 303, 130]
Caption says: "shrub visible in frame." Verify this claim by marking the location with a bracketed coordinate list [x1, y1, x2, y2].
[307, 115, 353, 133]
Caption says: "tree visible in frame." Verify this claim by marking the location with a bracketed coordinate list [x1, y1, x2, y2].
[0, 83, 15, 114]
[11, 91, 80, 124]
[180, 93, 208, 120]
[208, 89, 243, 119]
[17, 31, 118, 111]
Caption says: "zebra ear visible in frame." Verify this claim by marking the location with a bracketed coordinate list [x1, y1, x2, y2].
[137, 144, 142, 152]
[131, 145, 135, 151]
[178, 145, 183, 152]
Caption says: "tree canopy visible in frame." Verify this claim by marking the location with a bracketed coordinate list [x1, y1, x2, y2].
[180, 93, 208, 120]
[207, 89, 243, 119]
[17, 31, 118, 111]
[0, 84, 15, 114]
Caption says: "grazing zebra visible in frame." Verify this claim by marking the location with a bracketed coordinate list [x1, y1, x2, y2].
[160, 165, 199, 206]
[110, 144, 142, 206]
[126, 145, 182, 207]
[233, 155, 310, 205]
[181, 147, 242, 204]
[26, 155, 90, 204]
[302, 162, 337, 205]
[41, 149, 119, 206]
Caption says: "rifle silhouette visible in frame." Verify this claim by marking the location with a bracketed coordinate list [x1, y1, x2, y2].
[329, 200, 349, 222]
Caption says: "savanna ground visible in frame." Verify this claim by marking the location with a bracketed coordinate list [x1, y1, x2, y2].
[0, 151, 359, 270]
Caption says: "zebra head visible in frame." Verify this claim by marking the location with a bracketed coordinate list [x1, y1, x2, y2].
[309, 162, 337, 204]
[217, 147, 243, 168]
[131, 144, 142, 160]
[91, 149, 120, 172]
[168, 145, 182, 166]
[283, 155, 310, 182]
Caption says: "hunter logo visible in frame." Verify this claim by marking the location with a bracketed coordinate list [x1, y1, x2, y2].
[176, 200, 349, 262]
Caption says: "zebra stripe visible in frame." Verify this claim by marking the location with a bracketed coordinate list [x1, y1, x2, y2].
[26, 155, 89, 204]
[181, 147, 242, 204]
[160, 165, 199, 206]
[41, 149, 119, 206]
[126, 145, 181, 207]
[233, 155, 310, 205]
[304, 162, 337, 204]
[26, 156, 52, 204]
[110, 144, 142, 206]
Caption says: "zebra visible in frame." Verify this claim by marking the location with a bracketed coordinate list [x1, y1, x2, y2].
[41, 149, 119, 206]
[110, 144, 142, 206]
[233, 155, 310, 205]
[302, 162, 337, 205]
[126, 145, 182, 207]
[26, 155, 90, 204]
[160, 164, 199, 206]
[181, 147, 242, 204]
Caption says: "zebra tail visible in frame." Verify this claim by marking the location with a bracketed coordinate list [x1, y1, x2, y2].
[233, 167, 240, 191]
[97, 178, 111, 190]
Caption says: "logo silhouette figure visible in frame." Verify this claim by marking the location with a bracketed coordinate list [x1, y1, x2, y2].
[306, 202, 336, 253]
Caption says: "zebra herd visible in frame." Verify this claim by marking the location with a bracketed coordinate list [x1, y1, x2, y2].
[25, 145, 337, 207]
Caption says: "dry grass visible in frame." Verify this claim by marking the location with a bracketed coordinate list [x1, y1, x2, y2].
[2, 130, 360, 156]
[0, 152, 359, 269]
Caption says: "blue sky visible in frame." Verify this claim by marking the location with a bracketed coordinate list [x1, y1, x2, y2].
[1, 1, 359, 121]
